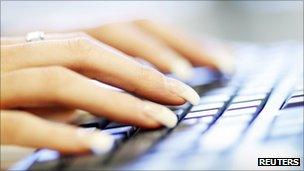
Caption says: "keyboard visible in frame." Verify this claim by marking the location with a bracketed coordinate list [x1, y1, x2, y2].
[10, 42, 303, 170]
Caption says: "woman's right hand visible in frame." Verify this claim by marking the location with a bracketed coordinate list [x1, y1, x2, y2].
[1, 32, 199, 153]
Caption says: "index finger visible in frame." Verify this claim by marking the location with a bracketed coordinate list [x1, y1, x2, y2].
[1, 36, 199, 105]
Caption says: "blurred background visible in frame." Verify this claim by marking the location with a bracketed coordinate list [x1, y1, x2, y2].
[1, 1, 303, 42]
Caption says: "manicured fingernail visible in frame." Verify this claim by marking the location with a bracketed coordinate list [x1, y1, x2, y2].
[169, 58, 194, 80]
[166, 78, 200, 105]
[211, 47, 235, 75]
[215, 57, 235, 75]
[143, 101, 178, 128]
[77, 128, 114, 154]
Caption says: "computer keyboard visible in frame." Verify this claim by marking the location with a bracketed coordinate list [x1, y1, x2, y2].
[11, 42, 303, 171]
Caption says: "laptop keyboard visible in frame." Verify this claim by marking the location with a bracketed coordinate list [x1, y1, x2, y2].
[20, 43, 303, 170]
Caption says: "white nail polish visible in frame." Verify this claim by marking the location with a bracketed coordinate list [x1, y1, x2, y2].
[170, 59, 194, 80]
[143, 101, 178, 128]
[77, 129, 114, 154]
[166, 78, 200, 105]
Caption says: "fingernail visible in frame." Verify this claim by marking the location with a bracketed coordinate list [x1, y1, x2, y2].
[210, 46, 235, 75]
[143, 101, 178, 128]
[77, 128, 114, 154]
[215, 56, 235, 75]
[166, 78, 200, 105]
[169, 58, 194, 80]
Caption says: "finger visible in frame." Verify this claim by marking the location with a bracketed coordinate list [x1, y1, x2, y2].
[1, 36, 199, 105]
[1, 66, 179, 128]
[86, 23, 194, 79]
[1, 32, 89, 45]
[134, 20, 234, 74]
[20, 107, 78, 123]
[0, 110, 114, 154]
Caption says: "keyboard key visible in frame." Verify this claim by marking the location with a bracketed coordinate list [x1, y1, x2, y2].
[199, 124, 246, 152]
[238, 86, 272, 95]
[180, 118, 200, 126]
[112, 134, 126, 145]
[79, 118, 109, 129]
[283, 96, 304, 108]
[102, 126, 134, 137]
[167, 103, 190, 110]
[215, 115, 252, 125]
[223, 107, 257, 117]
[203, 87, 235, 95]
[184, 109, 218, 119]
[199, 94, 230, 103]
[36, 149, 60, 162]
[198, 116, 214, 124]
[227, 100, 261, 110]
[270, 124, 303, 138]
[190, 102, 224, 112]
[174, 109, 185, 120]
[232, 94, 266, 103]
[105, 122, 129, 129]
[291, 90, 304, 98]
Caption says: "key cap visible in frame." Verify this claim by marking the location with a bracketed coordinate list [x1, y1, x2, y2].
[107, 128, 170, 165]
[184, 109, 218, 119]
[232, 94, 266, 103]
[291, 90, 304, 98]
[190, 102, 224, 112]
[198, 116, 214, 124]
[223, 107, 257, 117]
[79, 118, 109, 129]
[227, 100, 261, 110]
[283, 96, 304, 108]
[199, 94, 230, 103]
[238, 86, 272, 95]
[199, 124, 246, 152]
[215, 115, 252, 125]
[36, 149, 60, 162]
[102, 126, 135, 137]
[105, 122, 129, 129]
[180, 118, 200, 126]
[112, 134, 126, 145]
[174, 109, 185, 120]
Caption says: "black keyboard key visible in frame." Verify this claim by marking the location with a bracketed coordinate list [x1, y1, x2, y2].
[78, 118, 109, 129]
[105, 122, 129, 129]
[102, 126, 135, 137]
[107, 128, 170, 166]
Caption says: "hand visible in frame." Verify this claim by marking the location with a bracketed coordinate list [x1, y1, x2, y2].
[1, 33, 199, 153]
[86, 19, 235, 79]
